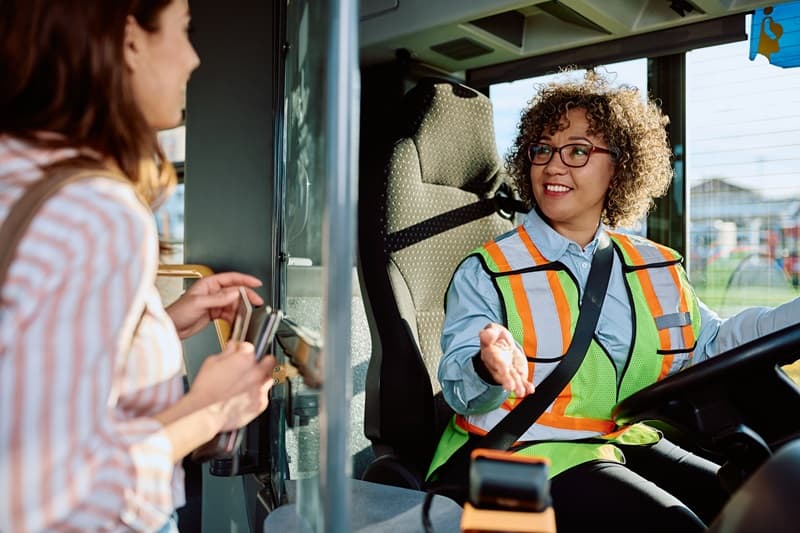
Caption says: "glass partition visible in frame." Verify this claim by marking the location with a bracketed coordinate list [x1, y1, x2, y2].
[281, 0, 328, 527]
[279, 0, 361, 530]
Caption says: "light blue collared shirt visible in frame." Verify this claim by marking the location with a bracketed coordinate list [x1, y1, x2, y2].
[439, 209, 800, 415]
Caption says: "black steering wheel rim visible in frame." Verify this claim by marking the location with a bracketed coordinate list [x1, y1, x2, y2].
[613, 323, 800, 461]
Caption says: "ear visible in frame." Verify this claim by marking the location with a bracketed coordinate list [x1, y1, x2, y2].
[123, 15, 147, 72]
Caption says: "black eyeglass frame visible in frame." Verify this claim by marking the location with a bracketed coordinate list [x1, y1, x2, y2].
[527, 142, 616, 168]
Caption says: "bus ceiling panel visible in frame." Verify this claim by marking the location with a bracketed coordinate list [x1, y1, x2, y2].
[358, 0, 783, 73]
[468, 13, 746, 87]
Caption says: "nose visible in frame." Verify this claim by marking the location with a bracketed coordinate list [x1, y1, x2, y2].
[189, 44, 201, 72]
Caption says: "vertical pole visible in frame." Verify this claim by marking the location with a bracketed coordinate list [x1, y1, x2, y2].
[648, 53, 688, 262]
[321, 0, 359, 531]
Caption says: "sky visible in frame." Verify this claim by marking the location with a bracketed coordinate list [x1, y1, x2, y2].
[489, 17, 800, 200]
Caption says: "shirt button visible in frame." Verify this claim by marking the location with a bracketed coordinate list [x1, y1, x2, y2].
[582, 262, 589, 269]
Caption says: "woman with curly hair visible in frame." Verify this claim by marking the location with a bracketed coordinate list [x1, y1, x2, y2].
[425, 71, 800, 532]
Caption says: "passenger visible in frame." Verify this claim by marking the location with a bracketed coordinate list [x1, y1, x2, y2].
[0, 1, 274, 532]
[426, 71, 800, 532]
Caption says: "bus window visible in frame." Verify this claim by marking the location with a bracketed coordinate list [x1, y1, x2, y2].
[686, 23, 800, 319]
[154, 125, 186, 307]
[155, 124, 186, 265]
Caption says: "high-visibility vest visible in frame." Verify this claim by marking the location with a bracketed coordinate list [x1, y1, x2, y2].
[428, 227, 701, 479]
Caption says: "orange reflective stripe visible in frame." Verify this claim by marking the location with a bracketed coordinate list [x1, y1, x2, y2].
[519, 227, 573, 386]
[520, 227, 572, 416]
[517, 226, 547, 264]
[455, 415, 525, 447]
[664, 261, 696, 352]
[545, 268, 573, 415]
[456, 412, 615, 437]
[654, 247, 694, 379]
[552, 382, 573, 416]
[490, 230, 538, 360]
[546, 270, 572, 353]
[536, 412, 617, 433]
[658, 353, 674, 381]
[455, 414, 488, 435]
[615, 235, 670, 351]
[485, 241, 535, 356]
[484, 239, 511, 270]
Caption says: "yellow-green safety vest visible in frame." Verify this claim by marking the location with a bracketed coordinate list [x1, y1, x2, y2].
[428, 227, 701, 479]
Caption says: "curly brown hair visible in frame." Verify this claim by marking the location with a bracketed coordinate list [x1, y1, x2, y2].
[505, 70, 673, 228]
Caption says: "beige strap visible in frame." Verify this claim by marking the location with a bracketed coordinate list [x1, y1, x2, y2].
[0, 165, 128, 293]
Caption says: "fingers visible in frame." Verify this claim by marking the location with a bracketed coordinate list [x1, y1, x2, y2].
[222, 339, 251, 354]
[200, 289, 240, 315]
[242, 287, 264, 307]
[261, 378, 274, 405]
[208, 271, 263, 287]
[218, 378, 275, 432]
[503, 357, 529, 398]
[479, 323, 503, 347]
[207, 273, 264, 305]
[225, 342, 275, 384]
[258, 353, 277, 375]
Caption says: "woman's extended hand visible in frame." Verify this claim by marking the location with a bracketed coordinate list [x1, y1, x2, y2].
[479, 323, 535, 398]
[166, 272, 264, 339]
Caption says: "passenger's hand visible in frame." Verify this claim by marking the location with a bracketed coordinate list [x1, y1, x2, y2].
[189, 340, 276, 413]
[479, 323, 534, 398]
[166, 272, 264, 339]
[214, 377, 275, 432]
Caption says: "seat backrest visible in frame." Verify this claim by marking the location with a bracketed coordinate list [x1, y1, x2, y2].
[358, 78, 518, 479]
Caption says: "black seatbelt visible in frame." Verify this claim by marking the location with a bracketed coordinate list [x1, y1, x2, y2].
[430, 233, 614, 483]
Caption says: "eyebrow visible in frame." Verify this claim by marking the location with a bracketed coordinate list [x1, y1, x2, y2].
[538, 135, 593, 143]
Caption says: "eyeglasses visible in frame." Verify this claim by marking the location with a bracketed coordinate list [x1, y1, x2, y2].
[527, 142, 615, 168]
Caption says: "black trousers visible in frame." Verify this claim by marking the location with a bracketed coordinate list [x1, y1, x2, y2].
[429, 438, 727, 533]
[550, 438, 727, 533]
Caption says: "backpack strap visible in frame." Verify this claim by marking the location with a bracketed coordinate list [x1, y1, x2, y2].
[0, 165, 129, 291]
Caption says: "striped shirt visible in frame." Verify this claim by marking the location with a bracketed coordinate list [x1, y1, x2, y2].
[0, 136, 185, 532]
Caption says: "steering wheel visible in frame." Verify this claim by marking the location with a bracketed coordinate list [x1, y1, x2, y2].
[612, 323, 800, 490]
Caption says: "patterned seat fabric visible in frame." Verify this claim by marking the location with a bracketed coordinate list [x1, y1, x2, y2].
[359, 78, 518, 486]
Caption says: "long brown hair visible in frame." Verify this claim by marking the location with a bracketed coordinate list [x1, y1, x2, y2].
[0, 0, 177, 206]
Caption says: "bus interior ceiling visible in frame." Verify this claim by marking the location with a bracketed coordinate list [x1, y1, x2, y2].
[359, 0, 771, 81]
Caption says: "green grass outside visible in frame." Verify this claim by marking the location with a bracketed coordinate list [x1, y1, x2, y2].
[691, 253, 800, 385]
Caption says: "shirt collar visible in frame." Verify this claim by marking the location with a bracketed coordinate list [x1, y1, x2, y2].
[521, 207, 605, 262]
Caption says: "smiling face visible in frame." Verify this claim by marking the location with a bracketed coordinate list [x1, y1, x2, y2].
[125, 0, 199, 130]
[530, 107, 616, 246]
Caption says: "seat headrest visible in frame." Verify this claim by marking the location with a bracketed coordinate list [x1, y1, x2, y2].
[400, 78, 503, 197]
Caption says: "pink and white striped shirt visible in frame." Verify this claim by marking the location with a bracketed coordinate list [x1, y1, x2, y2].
[0, 136, 185, 532]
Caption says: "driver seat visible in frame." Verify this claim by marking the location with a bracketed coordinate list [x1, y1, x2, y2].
[358, 78, 520, 489]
